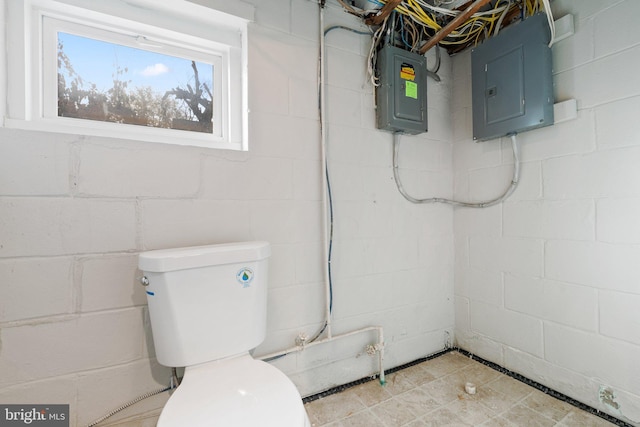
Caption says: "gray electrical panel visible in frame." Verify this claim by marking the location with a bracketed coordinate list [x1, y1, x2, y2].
[471, 13, 554, 141]
[376, 45, 428, 134]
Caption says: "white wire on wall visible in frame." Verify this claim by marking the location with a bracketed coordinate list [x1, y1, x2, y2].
[258, 4, 386, 386]
[540, 0, 555, 47]
[393, 133, 521, 208]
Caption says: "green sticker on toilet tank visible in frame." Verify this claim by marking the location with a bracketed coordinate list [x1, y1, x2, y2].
[405, 81, 417, 99]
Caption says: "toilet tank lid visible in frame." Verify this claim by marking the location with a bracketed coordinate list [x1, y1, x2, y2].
[138, 241, 271, 272]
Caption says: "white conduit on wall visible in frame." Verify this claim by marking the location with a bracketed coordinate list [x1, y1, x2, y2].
[393, 133, 521, 208]
[258, 1, 386, 386]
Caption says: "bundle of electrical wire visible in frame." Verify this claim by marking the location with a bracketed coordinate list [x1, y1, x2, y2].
[339, 0, 555, 49]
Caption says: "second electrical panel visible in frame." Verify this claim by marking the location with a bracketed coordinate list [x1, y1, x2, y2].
[471, 13, 554, 141]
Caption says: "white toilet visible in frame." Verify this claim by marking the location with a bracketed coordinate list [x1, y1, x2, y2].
[139, 241, 311, 427]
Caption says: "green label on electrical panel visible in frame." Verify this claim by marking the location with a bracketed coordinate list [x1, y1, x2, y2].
[405, 81, 418, 99]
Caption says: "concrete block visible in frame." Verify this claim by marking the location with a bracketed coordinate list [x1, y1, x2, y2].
[452, 66, 471, 110]
[291, 0, 320, 41]
[508, 110, 596, 161]
[454, 295, 470, 335]
[327, 125, 366, 165]
[455, 204, 501, 237]
[551, 0, 625, 22]
[594, 1, 640, 59]
[76, 142, 200, 198]
[248, 30, 290, 115]
[0, 375, 77, 407]
[599, 290, 640, 346]
[370, 236, 420, 274]
[467, 164, 520, 203]
[597, 198, 640, 244]
[426, 106, 453, 143]
[293, 241, 325, 286]
[326, 45, 367, 91]
[387, 168, 452, 204]
[325, 85, 361, 127]
[469, 236, 544, 277]
[267, 282, 324, 330]
[330, 239, 372, 279]
[554, 44, 640, 109]
[455, 235, 470, 270]
[504, 275, 598, 332]
[330, 273, 391, 321]
[0, 129, 71, 196]
[362, 128, 395, 168]
[551, 18, 594, 74]
[504, 347, 603, 411]
[0, 198, 136, 258]
[457, 332, 505, 367]
[334, 200, 389, 240]
[418, 236, 454, 271]
[506, 160, 544, 202]
[503, 200, 595, 240]
[0, 309, 145, 388]
[545, 240, 640, 294]
[293, 159, 322, 201]
[249, 113, 320, 160]
[393, 134, 451, 172]
[201, 155, 294, 200]
[140, 199, 252, 249]
[329, 162, 366, 201]
[452, 107, 472, 143]
[0, 257, 74, 322]
[250, 200, 322, 245]
[323, 7, 369, 56]
[470, 300, 543, 357]
[596, 95, 640, 149]
[543, 147, 640, 199]
[76, 359, 169, 427]
[544, 322, 640, 394]
[417, 204, 454, 238]
[452, 134, 502, 172]
[458, 266, 503, 307]
[249, 0, 290, 33]
[289, 77, 318, 120]
[80, 254, 146, 312]
[267, 243, 297, 288]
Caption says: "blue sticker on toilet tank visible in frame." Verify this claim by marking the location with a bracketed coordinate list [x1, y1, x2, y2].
[236, 268, 254, 288]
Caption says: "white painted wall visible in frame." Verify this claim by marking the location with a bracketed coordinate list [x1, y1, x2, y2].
[8, 0, 638, 425]
[453, 1, 640, 425]
[0, 1, 454, 425]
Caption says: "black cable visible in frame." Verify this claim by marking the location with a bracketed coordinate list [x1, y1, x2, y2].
[266, 24, 372, 360]
[324, 25, 370, 36]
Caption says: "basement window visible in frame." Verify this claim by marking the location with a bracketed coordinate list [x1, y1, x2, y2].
[4, 0, 251, 150]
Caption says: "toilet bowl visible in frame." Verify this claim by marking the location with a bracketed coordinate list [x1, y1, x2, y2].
[158, 355, 310, 427]
[139, 242, 310, 427]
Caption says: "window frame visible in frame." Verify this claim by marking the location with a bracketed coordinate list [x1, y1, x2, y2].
[4, 0, 250, 151]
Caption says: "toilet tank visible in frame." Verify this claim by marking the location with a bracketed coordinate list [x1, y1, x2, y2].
[139, 241, 271, 367]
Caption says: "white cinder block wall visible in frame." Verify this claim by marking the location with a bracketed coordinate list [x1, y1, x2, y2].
[453, 0, 640, 425]
[0, 0, 455, 425]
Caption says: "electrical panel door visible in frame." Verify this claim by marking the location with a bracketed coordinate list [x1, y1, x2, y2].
[471, 13, 554, 141]
[376, 44, 428, 134]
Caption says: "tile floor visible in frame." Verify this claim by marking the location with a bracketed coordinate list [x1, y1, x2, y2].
[304, 351, 617, 427]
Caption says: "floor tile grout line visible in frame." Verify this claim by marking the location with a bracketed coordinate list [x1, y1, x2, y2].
[454, 348, 631, 427]
[305, 347, 630, 427]
[302, 348, 454, 404]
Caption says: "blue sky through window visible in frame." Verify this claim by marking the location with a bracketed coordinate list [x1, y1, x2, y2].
[57, 32, 213, 96]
